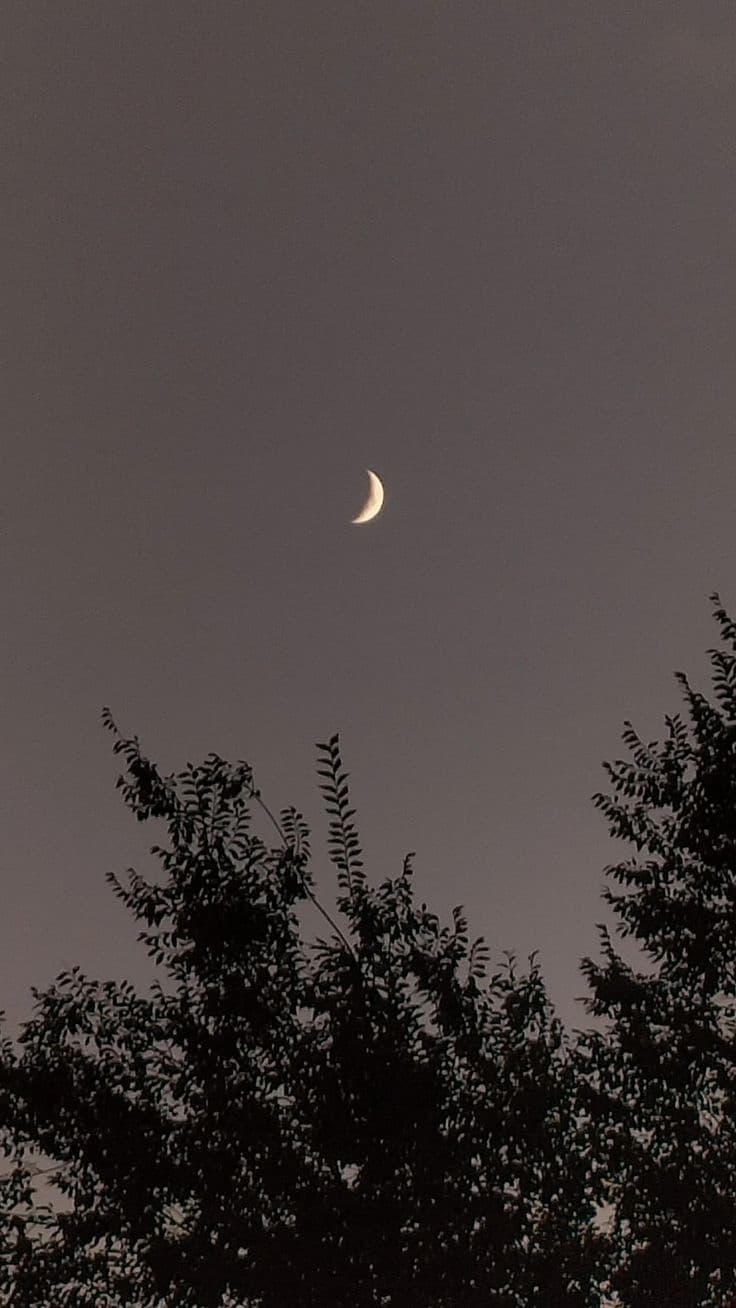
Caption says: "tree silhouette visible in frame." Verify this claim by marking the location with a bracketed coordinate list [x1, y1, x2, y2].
[580, 593, 736, 1307]
[1, 715, 602, 1305]
[10, 593, 736, 1303]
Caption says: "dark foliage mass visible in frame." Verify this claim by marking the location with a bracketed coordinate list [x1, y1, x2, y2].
[578, 594, 736, 1307]
[2, 592, 736, 1305]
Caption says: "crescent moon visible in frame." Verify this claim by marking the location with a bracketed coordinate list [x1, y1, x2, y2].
[351, 469, 385, 524]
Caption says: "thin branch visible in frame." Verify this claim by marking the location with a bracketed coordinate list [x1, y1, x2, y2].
[250, 787, 357, 961]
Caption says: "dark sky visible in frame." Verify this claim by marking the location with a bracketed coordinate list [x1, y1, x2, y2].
[2, 1, 735, 1037]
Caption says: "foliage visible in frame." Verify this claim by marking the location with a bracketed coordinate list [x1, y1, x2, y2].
[11, 590, 736, 1303]
[580, 593, 736, 1306]
[0, 717, 602, 1305]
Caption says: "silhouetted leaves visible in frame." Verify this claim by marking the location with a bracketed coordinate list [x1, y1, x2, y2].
[0, 715, 602, 1305]
[12, 594, 736, 1302]
[580, 592, 736, 1306]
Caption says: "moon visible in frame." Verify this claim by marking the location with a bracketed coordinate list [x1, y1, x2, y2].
[351, 469, 385, 524]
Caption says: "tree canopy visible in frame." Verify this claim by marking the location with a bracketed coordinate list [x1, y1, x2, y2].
[4, 592, 736, 1305]
[580, 594, 736, 1306]
[1, 720, 601, 1306]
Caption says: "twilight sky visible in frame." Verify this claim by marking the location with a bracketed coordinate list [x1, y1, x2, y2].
[2, 1, 736, 1038]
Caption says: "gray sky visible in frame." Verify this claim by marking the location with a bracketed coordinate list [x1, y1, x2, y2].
[2, 1, 735, 1037]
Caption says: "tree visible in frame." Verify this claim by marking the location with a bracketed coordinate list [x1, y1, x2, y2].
[580, 593, 736, 1307]
[1, 713, 602, 1306]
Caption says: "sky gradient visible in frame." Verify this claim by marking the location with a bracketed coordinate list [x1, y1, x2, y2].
[3, 1, 736, 1038]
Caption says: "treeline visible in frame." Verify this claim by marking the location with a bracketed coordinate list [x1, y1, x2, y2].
[3, 595, 736, 1306]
